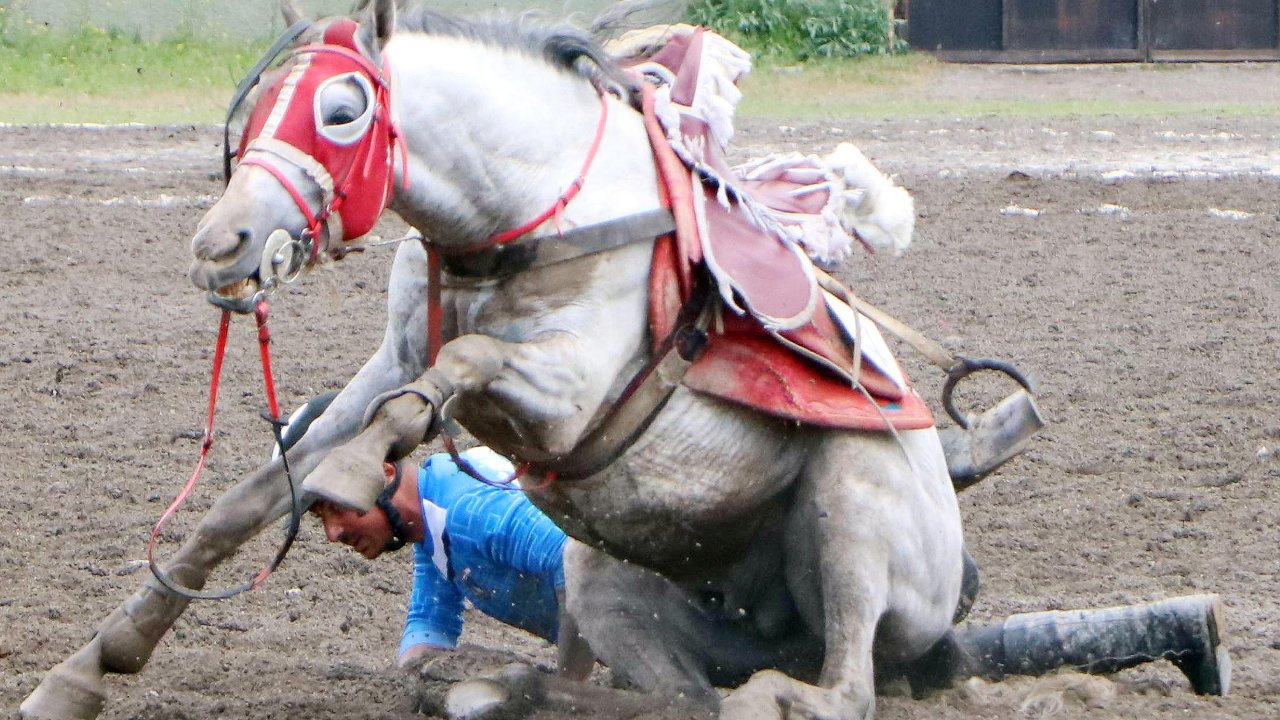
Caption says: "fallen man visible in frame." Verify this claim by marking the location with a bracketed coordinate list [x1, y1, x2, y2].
[279, 392, 593, 680]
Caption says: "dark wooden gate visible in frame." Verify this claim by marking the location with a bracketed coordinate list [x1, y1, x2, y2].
[906, 0, 1280, 62]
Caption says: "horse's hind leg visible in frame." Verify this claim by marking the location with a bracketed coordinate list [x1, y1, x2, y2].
[723, 429, 963, 720]
[564, 541, 722, 709]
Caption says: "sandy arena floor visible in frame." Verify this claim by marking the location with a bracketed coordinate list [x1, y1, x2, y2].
[2, 61, 1279, 719]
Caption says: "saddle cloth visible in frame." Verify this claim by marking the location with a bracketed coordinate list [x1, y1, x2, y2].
[623, 26, 934, 431]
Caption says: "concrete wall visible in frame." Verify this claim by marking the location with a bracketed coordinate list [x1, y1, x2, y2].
[2, 0, 619, 40]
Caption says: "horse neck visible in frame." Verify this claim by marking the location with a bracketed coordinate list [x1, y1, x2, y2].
[385, 34, 660, 246]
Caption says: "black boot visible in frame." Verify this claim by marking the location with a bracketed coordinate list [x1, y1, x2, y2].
[914, 594, 1230, 697]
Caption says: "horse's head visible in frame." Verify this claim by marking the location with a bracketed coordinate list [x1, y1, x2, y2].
[190, 0, 400, 309]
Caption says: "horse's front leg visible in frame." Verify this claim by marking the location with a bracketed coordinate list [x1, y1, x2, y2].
[16, 460, 298, 720]
[302, 332, 521, 512]
[21, 243, 432, 720]
[19, 393, 405, 720]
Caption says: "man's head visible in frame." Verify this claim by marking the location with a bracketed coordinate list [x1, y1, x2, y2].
[310, 460, 398, 559]
[311, 458, 422, 559]
[277, 393, 422, 560]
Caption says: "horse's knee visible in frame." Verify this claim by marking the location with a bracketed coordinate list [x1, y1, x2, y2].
[97, 575, 193, 674]
[722, 669, 873, 720]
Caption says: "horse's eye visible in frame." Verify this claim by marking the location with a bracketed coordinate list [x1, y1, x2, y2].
[320, 82, 368, 127]
[327, 105, 362, 126]
[314, 73, 374, 144]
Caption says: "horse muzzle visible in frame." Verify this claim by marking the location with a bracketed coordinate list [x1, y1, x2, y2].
[192, 228, 312, 313]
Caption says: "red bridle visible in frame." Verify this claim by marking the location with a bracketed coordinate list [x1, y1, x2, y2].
[423, 88, 611, 361]
[235, 19, 406, 258]
[151, 22, 407, 600]
[153, 28, 612, 598]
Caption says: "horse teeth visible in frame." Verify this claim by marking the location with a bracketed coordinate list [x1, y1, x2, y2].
[215, 278, 254, 300]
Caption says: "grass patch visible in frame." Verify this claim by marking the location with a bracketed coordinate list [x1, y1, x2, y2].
[738, 54, 1275, 120]
[685, 0, 899, 61]
[0, 24, 264, 123]
[0, 26, 1274, 124]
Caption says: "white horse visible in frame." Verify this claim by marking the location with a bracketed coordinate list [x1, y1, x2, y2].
[22, 2, 966, 719]
[19, 4, 1234, 718]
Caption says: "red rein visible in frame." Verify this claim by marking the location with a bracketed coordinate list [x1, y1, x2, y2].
[151, 54, 611, 595]
[148, 302, 295, 599]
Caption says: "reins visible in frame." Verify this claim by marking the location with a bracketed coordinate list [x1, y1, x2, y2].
[419, 88, 612, 383]
[484, 91, 610, 246]
[150, 23, 361, 601]
[148, 301, 305, 600]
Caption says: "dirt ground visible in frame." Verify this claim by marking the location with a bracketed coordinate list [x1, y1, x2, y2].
[2, 61, 1279, 720]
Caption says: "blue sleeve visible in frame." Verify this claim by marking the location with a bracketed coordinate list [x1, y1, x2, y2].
[483, 496, 567, 588]
[400, 539, 465, 656]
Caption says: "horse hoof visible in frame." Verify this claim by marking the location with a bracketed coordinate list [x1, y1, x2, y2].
[301, 446, 387, 513]
[445, 678, 512, 720]
[444, 664, 545, 720]
[18, 662, 107, 720]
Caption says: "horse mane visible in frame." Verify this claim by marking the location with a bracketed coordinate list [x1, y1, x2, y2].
[392, 5, 628, 94]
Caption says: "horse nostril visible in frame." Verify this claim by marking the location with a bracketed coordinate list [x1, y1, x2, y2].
[235, 229, 254, 255]
[191, 225, 254, 263]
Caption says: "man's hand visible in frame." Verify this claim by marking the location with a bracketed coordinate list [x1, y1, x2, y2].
[398, 642, 451, 673]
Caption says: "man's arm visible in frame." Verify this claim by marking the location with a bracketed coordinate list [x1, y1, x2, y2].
[399, 542, 466, 668]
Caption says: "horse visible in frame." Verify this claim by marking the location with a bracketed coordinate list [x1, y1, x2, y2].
[21, 2, 969, 719]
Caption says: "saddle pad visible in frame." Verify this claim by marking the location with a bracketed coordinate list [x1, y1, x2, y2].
[632, 27, 934, 432]
[633, 28, 819, 331]
[684, 327, 935, 431]
[641, 101, 932, 431]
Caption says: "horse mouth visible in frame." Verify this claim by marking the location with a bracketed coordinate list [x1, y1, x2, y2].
[206, 274, 265, 313]
[214, 276, 259, 302]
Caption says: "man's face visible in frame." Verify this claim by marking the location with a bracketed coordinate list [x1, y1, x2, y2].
[312, 500, 394, 560]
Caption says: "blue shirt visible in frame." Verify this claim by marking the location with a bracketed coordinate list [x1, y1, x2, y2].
[400, 448, 567, 656]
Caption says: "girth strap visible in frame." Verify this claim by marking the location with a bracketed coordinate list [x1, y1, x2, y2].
[441, 208, 675, 281]
[524, 281, 714, 481]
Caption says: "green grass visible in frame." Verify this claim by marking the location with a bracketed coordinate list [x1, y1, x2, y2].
[0, 23, 267, 123]
[0, 26, 1274, 124]
[686, 0, 898, 62]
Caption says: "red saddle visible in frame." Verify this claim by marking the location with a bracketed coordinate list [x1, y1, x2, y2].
[636, 28, 933, 431]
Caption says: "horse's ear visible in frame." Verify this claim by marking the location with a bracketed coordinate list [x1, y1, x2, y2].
[367, 0, 396, 50]
[281, 0, 306, 26]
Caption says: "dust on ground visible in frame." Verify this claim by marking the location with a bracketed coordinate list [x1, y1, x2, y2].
[2, 61, 1278, 719]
